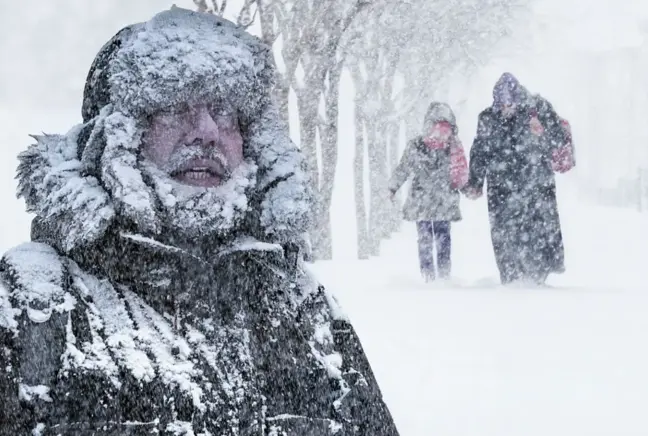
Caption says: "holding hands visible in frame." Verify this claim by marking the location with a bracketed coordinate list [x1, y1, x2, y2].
[462, 185, 482, 200]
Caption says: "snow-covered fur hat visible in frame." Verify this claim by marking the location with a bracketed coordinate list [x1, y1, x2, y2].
[17, 7, 312, 253]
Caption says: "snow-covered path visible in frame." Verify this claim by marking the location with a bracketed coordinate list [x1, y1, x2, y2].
[311, 185, 648, 436]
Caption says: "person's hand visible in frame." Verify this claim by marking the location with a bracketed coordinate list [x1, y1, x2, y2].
[463, 186, 482, 200]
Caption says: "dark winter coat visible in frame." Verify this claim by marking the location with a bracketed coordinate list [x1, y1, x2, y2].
[389, 137, 462, 222]
[0, 7, 400, 436]
[467, 92, 567, 283]
[0, 225, 398, 436]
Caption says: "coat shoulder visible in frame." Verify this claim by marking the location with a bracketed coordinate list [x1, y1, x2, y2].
[478, 107, 495, 123]
[530, 93, 555, 113]
[405, 135, 423, 150]
[476, 108, 496, 134]
[295, 271, 347, 322]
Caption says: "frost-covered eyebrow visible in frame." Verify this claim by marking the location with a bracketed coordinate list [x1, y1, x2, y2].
[155, 102, 192, 116]
[152, 101, 238, 117]
[206, 100, 239, 116]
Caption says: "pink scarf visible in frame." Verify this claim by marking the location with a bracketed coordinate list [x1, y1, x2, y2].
[423, 121, 468, 189]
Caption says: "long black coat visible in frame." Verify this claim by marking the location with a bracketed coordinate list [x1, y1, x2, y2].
[467, 96, 567, 284]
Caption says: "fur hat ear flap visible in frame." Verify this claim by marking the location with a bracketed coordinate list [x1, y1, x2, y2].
[78, 109, 109, 178]
[17, 126, 117, 254]
[100, 110, 161, 235]
[74, 105, 161, 237]
[242, 102, 313, 242]
[16, 104, 163, 255]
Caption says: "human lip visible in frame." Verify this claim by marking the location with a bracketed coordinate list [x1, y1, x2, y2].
[170, 158, 229, 186]
[172, 159, 227, 177]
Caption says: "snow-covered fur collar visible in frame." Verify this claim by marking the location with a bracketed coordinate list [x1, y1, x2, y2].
[17, 7, 312, 254]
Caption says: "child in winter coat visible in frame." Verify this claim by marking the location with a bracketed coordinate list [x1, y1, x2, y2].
[388, 102, 468, 282]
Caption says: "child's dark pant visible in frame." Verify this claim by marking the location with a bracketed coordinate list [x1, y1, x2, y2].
[416, 221, 451, 280]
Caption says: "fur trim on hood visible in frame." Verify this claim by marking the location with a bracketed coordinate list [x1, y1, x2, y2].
[17, 7, 312, 254]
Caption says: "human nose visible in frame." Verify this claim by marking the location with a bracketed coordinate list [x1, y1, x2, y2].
[184, 106, 220, 146]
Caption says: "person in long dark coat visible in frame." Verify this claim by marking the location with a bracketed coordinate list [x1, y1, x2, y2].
[463, 73, 570, 285]
[0, 8, 400, 435]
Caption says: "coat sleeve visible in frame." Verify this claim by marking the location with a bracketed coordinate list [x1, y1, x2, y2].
[0, 245, 79, 436]
[388, 140, 416, 194]
[0, 280, 34, 436]
[535, 96, 566, 148]
[331, 315, 401, 435]
[467, 112, 493, 191]
[0, 302, 71, 436]
[300, 285, 401, 435]
[0, 328, 29, 436]
[551, 118, 576, 173]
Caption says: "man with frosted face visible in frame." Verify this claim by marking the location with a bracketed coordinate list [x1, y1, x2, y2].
[0, 8, 400, 435]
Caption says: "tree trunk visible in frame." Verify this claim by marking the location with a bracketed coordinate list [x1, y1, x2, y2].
[354, 100, 369, 260]
[380, 62, 401, 236]
[366, 116, 389, 256]
[297, 87, 330, 259]
[313, 65, 343, 260]
[386, 118, 402, 234]
[349, 63, 370, 260]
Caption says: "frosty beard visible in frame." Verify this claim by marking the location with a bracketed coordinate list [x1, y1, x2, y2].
[139, 159, 258, 240]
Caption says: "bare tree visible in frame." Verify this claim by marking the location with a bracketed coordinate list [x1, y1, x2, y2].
[343, 1, 412, 257]
[199, 0, 368, 260]
[397, 0, 531, 130]
[195, 0, 258, 26]
[197, 0, 532, 260]
[350, 60, 370, 259]
[193, 0, 229, 16]
[256, 0, 369, 260]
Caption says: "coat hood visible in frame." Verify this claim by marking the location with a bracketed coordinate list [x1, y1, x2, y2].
[492, 72, 533, 109]
[423, 102, 457, 134]
[17, 7, 312, 254]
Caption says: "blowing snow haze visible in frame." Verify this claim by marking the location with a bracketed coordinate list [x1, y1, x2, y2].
[2, 0, 648, 435]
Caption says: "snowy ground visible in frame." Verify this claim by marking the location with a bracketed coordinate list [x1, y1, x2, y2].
[311, 184, 648, 436]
